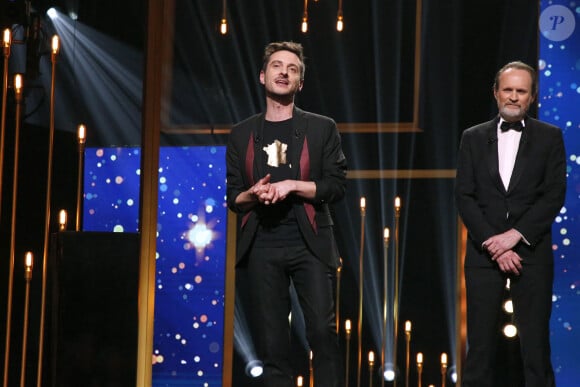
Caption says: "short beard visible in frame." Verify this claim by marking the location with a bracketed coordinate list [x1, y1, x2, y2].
[499, 105, 526, 122]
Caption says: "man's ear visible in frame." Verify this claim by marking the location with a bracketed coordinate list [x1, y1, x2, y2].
[259, 70, 265, 85]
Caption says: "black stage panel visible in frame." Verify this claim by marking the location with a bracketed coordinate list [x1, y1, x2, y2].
[46, 231, 140, 387]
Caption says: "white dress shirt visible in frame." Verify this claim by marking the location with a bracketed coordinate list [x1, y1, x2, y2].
[497, 119, 524, 190]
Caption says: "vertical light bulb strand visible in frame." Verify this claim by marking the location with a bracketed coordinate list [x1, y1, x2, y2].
[220, 0, 227, 35]
[337, 0, 344, 31]
[301, 0, 309, 33]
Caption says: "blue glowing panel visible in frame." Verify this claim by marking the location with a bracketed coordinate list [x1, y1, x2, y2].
[539, 2, 580, 384]
[83, 146, 228, 386]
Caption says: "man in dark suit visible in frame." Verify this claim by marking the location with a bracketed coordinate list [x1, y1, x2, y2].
[226, 41, 347, 387]
[455, 61, 566, 386]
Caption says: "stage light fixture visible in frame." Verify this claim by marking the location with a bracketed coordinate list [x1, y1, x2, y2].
[382, 362, 396, 381]
[448, 365, 458, 384]
[503, 299, 513, 314]
[503, 323, 518, 338]
[46, 7, 58, 19]
[245, 359, 264, 378]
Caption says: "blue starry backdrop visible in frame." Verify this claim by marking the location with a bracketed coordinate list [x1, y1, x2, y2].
[539, 1, 580, 385]
[83, 146, 228, 386]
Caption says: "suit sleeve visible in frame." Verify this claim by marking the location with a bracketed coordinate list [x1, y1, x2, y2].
[512, 129, 566, 246]
[454, 129, 497, 247]
[226, 126, 248, 214]
[312, 119, 347, 204]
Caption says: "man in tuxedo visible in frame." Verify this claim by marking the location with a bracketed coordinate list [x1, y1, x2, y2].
[226, 41, 347, 387]
[455, 61, 566, 386]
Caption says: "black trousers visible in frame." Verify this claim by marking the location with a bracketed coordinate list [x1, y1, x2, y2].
[247, 245, 342, 387]
[462, 264, 555, 387]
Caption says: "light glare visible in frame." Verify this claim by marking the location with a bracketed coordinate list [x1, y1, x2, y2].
[47, 8, 58, 19]
[503, 323, 518, 338]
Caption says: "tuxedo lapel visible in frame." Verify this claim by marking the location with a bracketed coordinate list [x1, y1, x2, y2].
[291, 108, 317, 232]
[485, 122, 505, 193]
[252, 114, 266, 181]
[507, 122, 531, 193]
[291, 108, 308, 180]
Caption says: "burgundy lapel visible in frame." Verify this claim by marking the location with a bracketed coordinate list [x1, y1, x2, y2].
[241, 133, 255, 228]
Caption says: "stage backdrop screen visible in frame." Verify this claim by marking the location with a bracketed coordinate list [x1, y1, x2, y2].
[82, 146, 228, 386]
[539, 1, 580, 385]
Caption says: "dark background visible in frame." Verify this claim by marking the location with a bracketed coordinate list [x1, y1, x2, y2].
[0, 0, 538, 386]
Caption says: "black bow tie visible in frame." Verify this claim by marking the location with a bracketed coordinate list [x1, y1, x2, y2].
[500, 121, 523, 132]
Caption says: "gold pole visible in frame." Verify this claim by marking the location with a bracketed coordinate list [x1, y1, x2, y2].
[456, 217, 467, 387]
[36, 35, 59, 387]
[441, 353, 447, 387]
[0, 28, 11, 222]
[137, 1, 174, 384]
[393, 197, 401, 387]
[309, 350, 313, 387]
[3, 73, 23, 387]
[381, 228, 389, 387]
[416, 352, 423, 387]
[357, 197, 366, 387]
[404, 321, 411, 387]
[345, 319, 351, 387]
[75, 124, 86, 231]
[336, 258, 342, 334]
[20, 252, 33, 387]
[368, 351, 374, 387]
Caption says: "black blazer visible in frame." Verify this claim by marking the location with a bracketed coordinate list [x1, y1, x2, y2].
[455, 116, 566, 267]
[226, 107, 347, 268]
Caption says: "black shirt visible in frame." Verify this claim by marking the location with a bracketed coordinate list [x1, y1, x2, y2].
[253, 118, 303, 247]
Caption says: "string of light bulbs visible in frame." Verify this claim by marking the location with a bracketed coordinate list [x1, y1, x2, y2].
[218, 0, 345, 35]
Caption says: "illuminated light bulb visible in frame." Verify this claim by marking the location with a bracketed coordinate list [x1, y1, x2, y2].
[301, 17, 308, 33]
[503, 299, 513, 314]
[503, 323, 518, 338]
[78, 124, 86, 144]
[25, 252, 33, 269]
[59, 209, 67, 231]
[14, 73, 22, 92]
[3, 28, 10, 47]
[52, 35, 59, 54]
[336, 15, 344, 32]
[220, 18, 227, 35]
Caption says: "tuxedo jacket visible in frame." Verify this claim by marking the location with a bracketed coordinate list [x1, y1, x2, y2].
[455, 116, 566, 267]
[226, 107, 347, 269]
